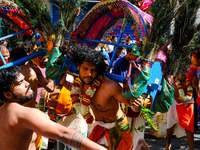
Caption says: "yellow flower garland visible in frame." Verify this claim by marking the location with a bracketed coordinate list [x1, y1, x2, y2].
[175, 78, 193, 103]
[70, 75, 103, 124]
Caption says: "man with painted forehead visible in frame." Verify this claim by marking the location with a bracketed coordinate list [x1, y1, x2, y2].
[69, 45, 147, 150]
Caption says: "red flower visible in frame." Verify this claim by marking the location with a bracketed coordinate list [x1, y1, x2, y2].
[71, 32, 76, 38]
[73, 82, 78, 87]
[86, 116, 94, 124]
[72, 99, 80, 104]
[115, 27, 119, 30]
[84, 94, 92, 100]
[81, 100, 90, 106]
[70, 93, 78, 98]
[90, 84, 95, 89]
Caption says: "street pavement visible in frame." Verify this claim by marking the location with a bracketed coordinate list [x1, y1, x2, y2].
[144, 126, 200, 150]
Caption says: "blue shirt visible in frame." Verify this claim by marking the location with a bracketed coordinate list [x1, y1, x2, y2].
[109, 51, 125, 68]
[112, 56, 129, 77]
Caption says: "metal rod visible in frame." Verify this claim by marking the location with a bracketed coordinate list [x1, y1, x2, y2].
[0, 50, 46, 69]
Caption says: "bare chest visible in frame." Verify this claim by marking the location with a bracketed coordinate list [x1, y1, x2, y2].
[0, 125, 37, 150]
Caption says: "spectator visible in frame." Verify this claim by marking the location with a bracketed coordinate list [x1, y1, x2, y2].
[107, 35, 117, 52]
[109, 46, 125, 68]
[112, 46, 140, 76]
[0, 45, 10, 66]
[124, 35, 132, 45]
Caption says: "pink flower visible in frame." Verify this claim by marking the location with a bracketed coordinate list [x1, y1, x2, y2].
[140, 0, 153, 10]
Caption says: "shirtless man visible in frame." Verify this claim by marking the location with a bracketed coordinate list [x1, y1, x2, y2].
[0, 66, 106, 150]
[10, 47, 54, 108]
[69, 45, 149, 150]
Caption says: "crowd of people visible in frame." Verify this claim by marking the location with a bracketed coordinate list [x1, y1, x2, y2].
[0, 34, 199, 150]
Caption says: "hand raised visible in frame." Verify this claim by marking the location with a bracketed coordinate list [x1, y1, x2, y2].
[129, 96, 143, 112]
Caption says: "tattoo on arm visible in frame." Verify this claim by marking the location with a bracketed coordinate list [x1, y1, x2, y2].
[70, 131, 85, 150]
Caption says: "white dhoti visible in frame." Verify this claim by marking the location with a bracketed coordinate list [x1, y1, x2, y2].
[167, 100, 189, 138]
[150, 112, 167, 138]
[127, 116, 145, 150]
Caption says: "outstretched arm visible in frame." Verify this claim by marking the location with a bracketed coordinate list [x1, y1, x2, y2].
[20, 107, 106, 150]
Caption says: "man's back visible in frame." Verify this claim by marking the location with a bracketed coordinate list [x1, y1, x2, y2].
[0, 102, 37, 150]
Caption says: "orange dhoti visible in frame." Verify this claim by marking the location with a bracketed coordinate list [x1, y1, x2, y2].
[167, 99, 194, 138]
[89, 115, 133, 150]
[176, 103, 194, 132]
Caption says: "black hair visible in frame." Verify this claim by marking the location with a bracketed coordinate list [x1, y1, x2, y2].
[127, 47, 132, 54]
[120, 41, 126, 45]
[117, 46, 123, 50]
[127, 35, 132, 40]
[111, 35, 117, 40]
[0, 66, 21, 101]
[70, 45, 108, 75]
[10, 47, 27, 63]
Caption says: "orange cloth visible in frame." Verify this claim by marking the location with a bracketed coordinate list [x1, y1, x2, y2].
[56, 86, 73, 115]
[32, 56, 44, 67]
[176, 103, 194, 132]
[191, 54, 200, 70]
[89, 116, 133, 150]
[35, 134, 43, 149]
[47, 86, 73, 121]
